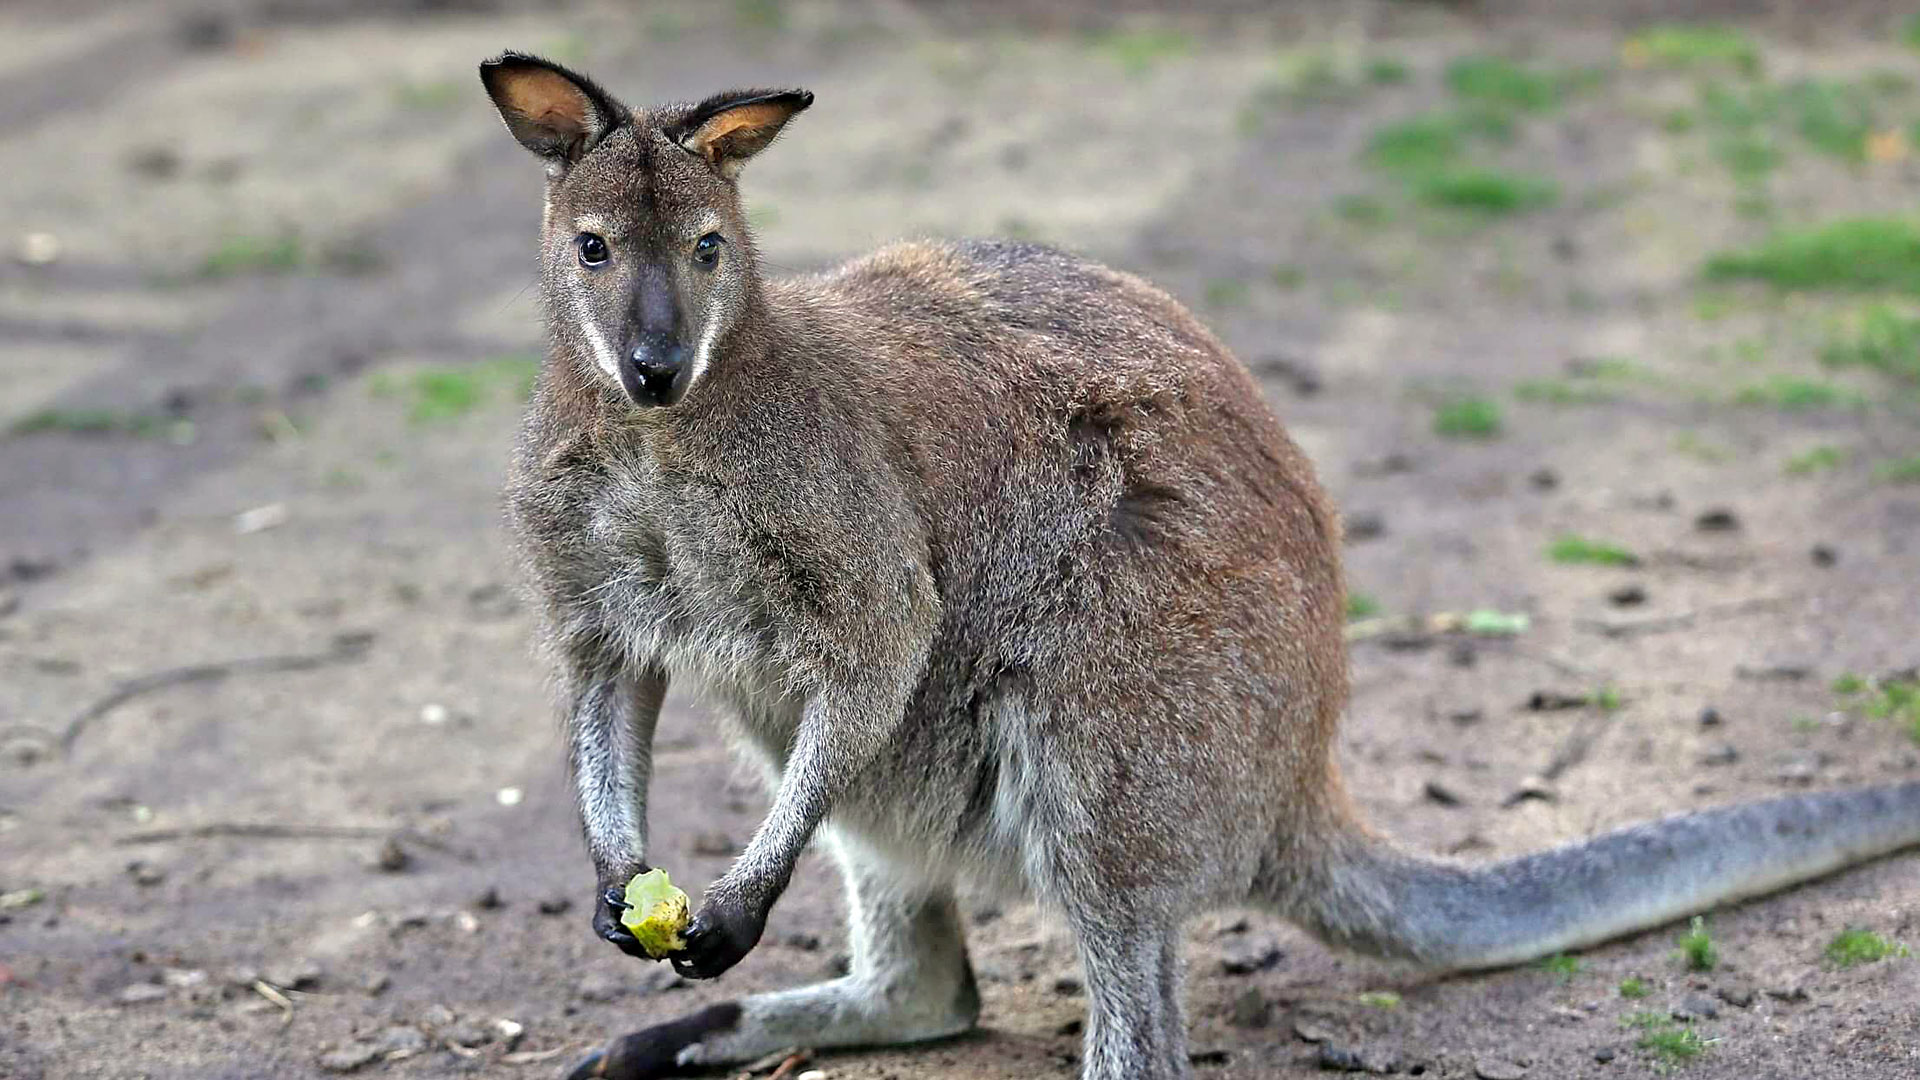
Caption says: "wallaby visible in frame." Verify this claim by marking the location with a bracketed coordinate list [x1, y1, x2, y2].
[479, 52, 1920, 1080]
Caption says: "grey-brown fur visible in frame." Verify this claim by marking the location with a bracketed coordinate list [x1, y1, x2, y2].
[478, 53, 1920, 1080]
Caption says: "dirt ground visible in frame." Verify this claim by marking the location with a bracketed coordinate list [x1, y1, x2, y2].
[4, 2, 1920, 1078]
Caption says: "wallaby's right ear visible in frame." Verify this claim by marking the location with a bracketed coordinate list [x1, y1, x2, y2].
[480, 52, 626, 168]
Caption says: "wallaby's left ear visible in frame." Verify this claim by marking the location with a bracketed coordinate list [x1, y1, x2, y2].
[480, 51, 626, 168]
[666, 88, 813, 179]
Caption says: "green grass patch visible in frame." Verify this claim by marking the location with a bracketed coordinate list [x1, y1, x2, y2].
[1346, 592, 1382, 621]
[1547, 534, 1639, 567]
[1902, 13, 1920, 50]
[1538, 954, 1583, 982]
[1434, 396, 1503, 438]
[1364, 109, 1514, 173]
[733, 0, 786, 31]
[1203, 278, 1250, 308]
[1785, 445, 1847, 475]
[1634, 1018, 1710, 1064]
[1673, 432, 1731, 463]
[1826, 927, 1910, 967]
[1837, 672, 1920, 738]
[1730, 376, 1864, 410]
[1629, 24, 1761, 73]
[1514, 379, 1617, 405]
[1366, 57, 1412, 85]
[1415, 169, 1557, 215]
[1822, 304, 1920, 384]
[1780, 79, 1875, 161]
[1618, 976, 1651, 999]
[1355, 990, 1401, 1009]
[200, 233, 303, 278]
[10, 408, 173, 439]
[1091, 27, 1194, 77]
[1333, 193, 1393, 226]
[1595, 686, 1624, 712]
[1676, 915, 1718, 971]
[1712, 132, 1782, 183]
[1444, 55, 1564, 111]
[371, 355, 540, 423]
[1705, 219, 1920, 294]
[1880, 454, 1920, 483]
[393, 79, 462, 110]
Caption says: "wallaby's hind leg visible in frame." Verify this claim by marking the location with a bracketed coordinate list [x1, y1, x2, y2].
[565, 838, 978, 1080]
[1063, 889, 1191, 1080]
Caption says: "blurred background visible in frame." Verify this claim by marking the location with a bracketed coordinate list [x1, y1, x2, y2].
[4, 1, 1919, 1077]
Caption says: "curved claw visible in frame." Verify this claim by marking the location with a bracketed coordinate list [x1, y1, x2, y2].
[669, 905, 762, 980]
[593, 883, 654, 960]
[559, 1002, 744, 1080]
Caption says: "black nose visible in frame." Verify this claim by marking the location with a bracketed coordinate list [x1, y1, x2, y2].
[620, 334, 688, 407]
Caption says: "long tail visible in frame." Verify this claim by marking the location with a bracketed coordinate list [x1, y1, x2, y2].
[1277, 782, 1920, 971]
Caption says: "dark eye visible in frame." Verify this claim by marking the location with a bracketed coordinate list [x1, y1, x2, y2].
[576, 233, 609, 269]
[693, 232, 722, 269]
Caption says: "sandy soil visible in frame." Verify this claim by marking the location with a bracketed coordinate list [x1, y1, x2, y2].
[4, 2, 1919, 1078]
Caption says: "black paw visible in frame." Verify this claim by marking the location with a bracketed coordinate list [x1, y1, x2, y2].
[669, 895, 766, 980]
[562, 1002, 742, 1079]
[592, 879, 653, 961]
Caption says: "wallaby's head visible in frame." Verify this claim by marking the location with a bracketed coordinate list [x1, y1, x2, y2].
[480, 52, 811, 408]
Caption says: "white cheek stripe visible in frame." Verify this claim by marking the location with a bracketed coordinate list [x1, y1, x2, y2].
[572, 286, 622, 381]
[688, 311, 723, 390]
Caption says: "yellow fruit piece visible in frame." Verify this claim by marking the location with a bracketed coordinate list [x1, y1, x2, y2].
[619, 868, 690, 959]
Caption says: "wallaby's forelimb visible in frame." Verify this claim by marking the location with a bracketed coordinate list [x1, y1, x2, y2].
[569, 666, 664, 959]
[1287, 781, 1920, 970]
[567, 837, 979, 1080]
[673, 689, 918, 980]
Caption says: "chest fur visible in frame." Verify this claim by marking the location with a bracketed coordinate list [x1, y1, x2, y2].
[511, 429, 796, 713]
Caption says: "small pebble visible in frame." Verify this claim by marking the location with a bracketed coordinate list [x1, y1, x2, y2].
[377, 1026, 428, 1056]
[1529, 467, 1559, 491]
[1695, 508, 1740, 532]
[1698, 745, 1739, 767]
[1345, 513, 1386, 542]
[1219, 939, 1283, 975]
[1673, 994, 1720, 1021]
[1475, 1059, 1527, 1080]
[536, 896, 572, 916]
[14, 232, 61, 266]
[1593, 1046, 1616, 1063]
[1607, 584, 1647, 607]
[691, 831, 737, 856]
[1293, 1019, 1335, 1043]
[317, 1043, 381, 1073]
[1715, 982, 1755, 1008]
[496, 786, 524, 807]
[1316, 1043, 1367, 1072]
[1502, 777, 1558, 807]
[266, 959, 324, 991]
[473, 886, 503, 910]
[374, 837, 410, 873]
[1227, 987, 1270, 1028]
[1423, 780, 1463, 807]
[1811, 544, 1838, 567]
[1698, 707, 1723, 728]
[419, 703, 449, 725]
[114, 983, 169, 1005]
[1057, 1018, 1083, 1036]
[363, 973, 391, 996]
[127, 860, 167, 886]
[797, 1071, 827, 1080]
[1052, 975, 1083, 996]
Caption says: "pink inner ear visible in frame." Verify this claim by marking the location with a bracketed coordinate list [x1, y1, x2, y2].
[533, 104, 586, 132]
